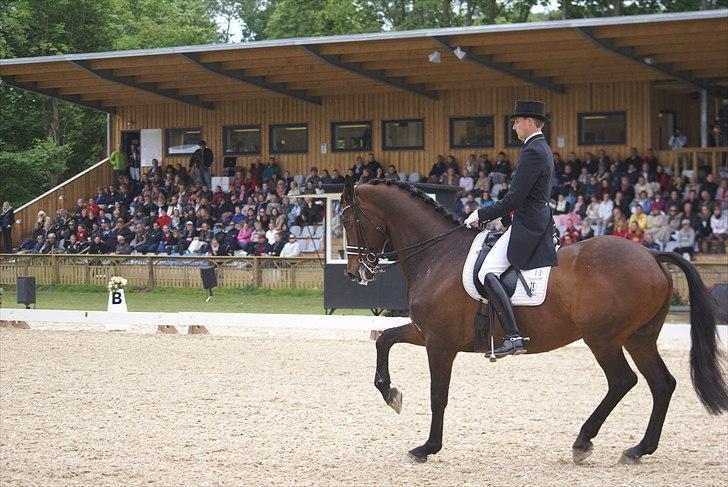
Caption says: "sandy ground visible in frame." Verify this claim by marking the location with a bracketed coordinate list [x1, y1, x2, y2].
[1, 328, 727, 486]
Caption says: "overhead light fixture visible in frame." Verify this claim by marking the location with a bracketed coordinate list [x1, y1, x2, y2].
[428, 50, 441, 64]
[643, 56, 654, 65]
[453, 46, 467, 60]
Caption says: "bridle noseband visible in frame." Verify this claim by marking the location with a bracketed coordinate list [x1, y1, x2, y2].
[341, 186, 466, 276]
[342, 187, 390, 275]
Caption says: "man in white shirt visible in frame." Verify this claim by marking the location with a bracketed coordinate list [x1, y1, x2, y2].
[280, 234, 302, 257]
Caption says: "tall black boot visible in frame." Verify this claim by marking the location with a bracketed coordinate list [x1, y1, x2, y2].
[483, 272, 527, 357]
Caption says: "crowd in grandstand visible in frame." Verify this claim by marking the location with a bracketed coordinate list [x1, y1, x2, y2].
[6, 141, 728, 260]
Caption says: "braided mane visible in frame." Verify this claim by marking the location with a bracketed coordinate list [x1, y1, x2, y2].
[365, 178, 461, 225]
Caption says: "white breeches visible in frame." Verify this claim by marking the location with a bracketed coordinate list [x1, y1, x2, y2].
[478, 226, 512, 281]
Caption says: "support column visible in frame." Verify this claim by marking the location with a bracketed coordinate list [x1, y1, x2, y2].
[106, 113, 111, 157]
[700, 89, 708, 148]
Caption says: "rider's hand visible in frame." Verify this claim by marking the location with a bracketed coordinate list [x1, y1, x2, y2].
[464, 211, 481, 228]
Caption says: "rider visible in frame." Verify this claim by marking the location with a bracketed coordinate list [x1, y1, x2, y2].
[464, 100, 557, 357]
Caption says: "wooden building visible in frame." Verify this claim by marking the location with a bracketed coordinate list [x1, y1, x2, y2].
[1, 10, 727, 242]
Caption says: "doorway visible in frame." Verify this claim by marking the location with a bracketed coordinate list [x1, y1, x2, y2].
[121, 130, 140, 155]
[657, 111, 676, 150]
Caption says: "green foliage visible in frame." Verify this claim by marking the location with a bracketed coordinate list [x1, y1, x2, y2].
[0, 139, 70, 207]
[264, 0, 382, 39]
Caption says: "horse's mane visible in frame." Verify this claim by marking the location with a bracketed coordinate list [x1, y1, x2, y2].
[364, 178, 461, 226]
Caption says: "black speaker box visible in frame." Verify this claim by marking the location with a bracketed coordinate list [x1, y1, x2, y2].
[17, 276, 36, 305]
[200, 267, 217, 290]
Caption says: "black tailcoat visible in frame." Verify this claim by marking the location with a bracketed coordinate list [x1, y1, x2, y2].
[476, 134, 557, 270]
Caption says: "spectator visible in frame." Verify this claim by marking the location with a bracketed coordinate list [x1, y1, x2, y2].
[190, 140, 213, 189]
[704, 206, 727, 253]
[628, 205, 648, 232]
[428, 155, 447, 182]
[440, 166, 460, 187]
[305, 166, 320, 186]
[612, 219, 629, 239]
[269, 231, 287, 256]
[280, 233, 302, 257]
[237, 222, 253, 248]
[560, 219, 579, 246]
[642, 233, 662, 251]
[384, 165, 399, 181]
[88, 235, 111, 254]
[110, 143, 129, 183]
[366, 153, 382, 175]
[578, 221, 595, 241]
[2, 201, 14, 252]
[245, 233, 272, 256]
[626, 221, 644, 243]
[674, 219, 696, 258]
[458, 169, 474, 194]
[668, 128, 687, 149]
[115, 235, 132, 254]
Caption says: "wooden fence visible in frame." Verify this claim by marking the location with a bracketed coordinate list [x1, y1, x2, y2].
[0, 254, 324, 290]
[660, 147, 728, 179]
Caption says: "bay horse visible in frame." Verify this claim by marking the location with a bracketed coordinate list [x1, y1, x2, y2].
[340, 177, 727, 465]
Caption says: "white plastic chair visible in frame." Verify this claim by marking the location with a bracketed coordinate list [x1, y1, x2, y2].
[293, 175, 305, 185]
[289, 225, 302, 237]
[408, 172, 421, 183]
[398, 172, 407, 182]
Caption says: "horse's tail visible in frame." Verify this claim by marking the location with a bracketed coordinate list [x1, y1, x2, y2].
[654, 251, 728, 414]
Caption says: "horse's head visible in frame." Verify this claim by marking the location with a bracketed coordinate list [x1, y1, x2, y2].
[340, 176, 390, 285]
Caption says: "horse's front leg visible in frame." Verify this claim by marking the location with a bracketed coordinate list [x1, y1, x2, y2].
[374, 323, 424, 413]
[404, 344, 457, 464]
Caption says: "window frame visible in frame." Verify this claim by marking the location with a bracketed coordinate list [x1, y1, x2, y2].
[165, 127, 202, 156]
[222, 124, 262, 155]
[504, 115, 553, 147]
[577, 111, 627, 146]
[269, 123, 309, 154]
[330, 121, 373, 152]
[381, 118, 425, 151]
[449, 116, 495, 149]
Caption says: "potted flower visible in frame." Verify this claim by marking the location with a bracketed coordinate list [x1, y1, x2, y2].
[106, 276, 129, 331]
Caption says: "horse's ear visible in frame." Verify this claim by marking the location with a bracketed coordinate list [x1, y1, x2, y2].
[343, 175, 354, 202]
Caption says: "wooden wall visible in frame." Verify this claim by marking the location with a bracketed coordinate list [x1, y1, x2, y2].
[111, 81, 655, 178]
[10, 160, 113, 247]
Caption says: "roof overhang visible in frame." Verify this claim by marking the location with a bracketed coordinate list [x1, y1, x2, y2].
[1, 9, 725, 111]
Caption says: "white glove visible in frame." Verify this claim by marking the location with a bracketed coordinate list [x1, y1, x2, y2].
[464, 211, 481, 228]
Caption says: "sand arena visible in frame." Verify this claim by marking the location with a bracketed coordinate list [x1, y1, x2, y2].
[1, 326, 726, 486]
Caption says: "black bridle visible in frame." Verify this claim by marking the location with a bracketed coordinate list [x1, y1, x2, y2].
[342, 187, 467, 275]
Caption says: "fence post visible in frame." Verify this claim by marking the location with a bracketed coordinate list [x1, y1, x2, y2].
[148, 257, 155, 288]
[51, 254, 60, 284]
[84, 260, 90, 284]
[290, 261, 297, 289]
[252, 257, 261, 287]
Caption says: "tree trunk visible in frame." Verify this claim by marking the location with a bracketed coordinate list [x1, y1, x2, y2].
[442, 0, 451, 26]
[613, 0, 623, 16]
[485, 0, 497, 24]
[464, 0, 476, 26]
[561, 0, 570, 19]
[46, 99, 60, 145]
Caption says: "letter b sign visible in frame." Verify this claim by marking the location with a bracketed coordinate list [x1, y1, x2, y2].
[112, 291, 122, 304]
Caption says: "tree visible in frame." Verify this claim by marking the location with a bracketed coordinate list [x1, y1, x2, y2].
[264, 0, 382, 39]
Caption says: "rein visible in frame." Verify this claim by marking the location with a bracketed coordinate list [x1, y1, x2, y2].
[342, 187, 467, 274]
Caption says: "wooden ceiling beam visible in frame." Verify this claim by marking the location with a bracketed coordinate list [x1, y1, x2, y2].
[89, 55, 188, 70]
[72, 59, 214, 110]
[300, 44, 439, 101]
[432, 35, 566, 94]
[180, 53, 321, 105]
[1, 74, 116, 113]
[592, 19, 727, 38]
[574, 26, 713, 93]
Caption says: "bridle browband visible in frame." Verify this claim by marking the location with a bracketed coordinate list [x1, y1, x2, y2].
[342, 186, 466, 275]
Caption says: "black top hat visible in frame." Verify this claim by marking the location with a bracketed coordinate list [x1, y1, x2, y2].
[511, 100, 550, 123]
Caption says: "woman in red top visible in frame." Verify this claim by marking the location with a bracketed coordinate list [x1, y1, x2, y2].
[613, 220, 629, 239]
[626, 220, 644, 243]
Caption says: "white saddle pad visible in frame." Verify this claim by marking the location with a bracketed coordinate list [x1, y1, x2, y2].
[462, 230, 552, 306]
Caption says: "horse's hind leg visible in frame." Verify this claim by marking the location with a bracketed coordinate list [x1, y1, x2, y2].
[572, 344, 638, 464]
[621, 334, 676, 463]
[375, 323, 424, 413]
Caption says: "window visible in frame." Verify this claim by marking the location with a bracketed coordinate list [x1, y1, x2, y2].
[504, 116, 552, 147]
[382, 119, 424, 150]
[223, 125, 261, 155]
[166, 128, 202, 156]
[578, 112, 626, 145]
[450, 116, 494, 148]
[331, 121, 372, 151]
[269, 124, 308, 153]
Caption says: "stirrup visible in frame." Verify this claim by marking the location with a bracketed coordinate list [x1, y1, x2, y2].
[489, 336, 528, 360]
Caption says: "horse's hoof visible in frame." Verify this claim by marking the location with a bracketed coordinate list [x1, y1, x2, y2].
[618, 449, 642, 464]
[572, 445, 593, 464]
[387, 388, 403, 414]
[401, 451, 427, 466]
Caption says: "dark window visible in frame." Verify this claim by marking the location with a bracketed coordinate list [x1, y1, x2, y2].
[382, 119, 424, 150]
[166, 128, 202, 156]
[449, 116, 494, 148]
[331, 121, 372, 151]
[223, 125, 261, 155]
[504, 116, 552, 147]
[269, 124, 308, 154]
[578, 112, 626, 145]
